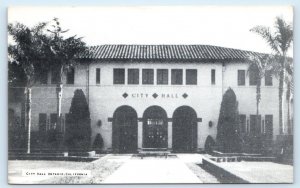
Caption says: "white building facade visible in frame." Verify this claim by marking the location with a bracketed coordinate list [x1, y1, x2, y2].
[28, 45, 291, 153]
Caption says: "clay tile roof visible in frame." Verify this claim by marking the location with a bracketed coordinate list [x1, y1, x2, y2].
[80, 44, 261, 61]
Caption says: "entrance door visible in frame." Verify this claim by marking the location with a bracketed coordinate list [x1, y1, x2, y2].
[113, 106, 138, 153]
[143, 106, 168, 148]
[172, 106, 197, 152]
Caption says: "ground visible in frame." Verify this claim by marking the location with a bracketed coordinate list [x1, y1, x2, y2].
[8, 153, 293, 184]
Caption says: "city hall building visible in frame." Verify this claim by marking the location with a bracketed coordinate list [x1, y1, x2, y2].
[21, 45, 291, 153]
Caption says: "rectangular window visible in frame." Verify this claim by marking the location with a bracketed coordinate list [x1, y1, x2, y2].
[96, 68, 101, 84]
[142, 69, 154, 85]
[113, 69, 125, 84]
[265, 70, 273, 86]
[265, 115, 273, 139]
[157, 69, 168, 85]
[171, 69, 183, 85]
[128, 69, 139, 84]
[66, 68, 75, 84]
[249, 68, 260, 86]
[238, 70, 246, 86]
[51, 69, 60, 84]
[211, 69, 216, 85]
[186, 69, 197, 85]
[250, 115, 261, 136]
[50, 113, 57, 130]
[39, 113, 47, 134]
[239, 114, 246, 133]
[40, 70, 48, 84]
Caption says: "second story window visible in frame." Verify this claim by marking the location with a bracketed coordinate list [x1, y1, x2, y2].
[237, 70, 246, 86]
[96, 68, 101, 84]
[171, 69, 183, 85]
[128, 69, 139, 85]
[51, 69, 60, 84]
[249, 65, 260, 86]
[265, 70, 273, 86]
[211, 69, 216, 85]
[113, 69, 125, 84]
[142, 69, 154, 85]
[157, 69, 168, 85]
[66, 68, 75, 84]
[186, 69, 197, 85]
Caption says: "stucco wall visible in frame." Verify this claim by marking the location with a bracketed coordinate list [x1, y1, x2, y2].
[30, 60, 285, 150]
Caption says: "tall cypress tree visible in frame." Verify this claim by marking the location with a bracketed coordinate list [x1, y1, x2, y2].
[65, 89, 91, 151]
[216, 88, 242, 153]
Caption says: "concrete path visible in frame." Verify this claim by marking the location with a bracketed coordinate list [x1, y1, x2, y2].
[103, 157, 202, 183]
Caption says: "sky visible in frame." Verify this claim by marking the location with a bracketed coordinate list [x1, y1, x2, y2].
[8, 6, 293, 56]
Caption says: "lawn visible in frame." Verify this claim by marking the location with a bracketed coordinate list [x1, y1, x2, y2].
[8, 154, 126, 184]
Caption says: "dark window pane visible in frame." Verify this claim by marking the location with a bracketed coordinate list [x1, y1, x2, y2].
[249, 65, 260, 86]
[142, 69, 154, 85]
[211, 69, 216, 85]
[171, 69, 183, 85]
[186, 69, 197, 85]
[265, 70, 273, 86]
[66, 68, 75, 84]
[128, 69, 139, 84]
[51, 69, 60, 84]
[96, 68, 101, 84]
[157, 69, 168, 85]
[265, 115, 273, 139]
[239, 114, 246, 133]
[113, 69, 125, 84]
[50, 113, 57, 130]
[238, 70, 245, 86]
[250, 115, 261, 136]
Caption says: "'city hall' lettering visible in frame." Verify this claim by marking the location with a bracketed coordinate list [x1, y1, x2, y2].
[130, 93, 179, 98]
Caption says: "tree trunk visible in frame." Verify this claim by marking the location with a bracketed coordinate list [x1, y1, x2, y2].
[279, 56, 286, 134]
[26, 87, 32, 154]
[56, 66, 64, 149]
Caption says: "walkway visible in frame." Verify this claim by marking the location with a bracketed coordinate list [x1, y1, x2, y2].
[103, 155, 202, 183]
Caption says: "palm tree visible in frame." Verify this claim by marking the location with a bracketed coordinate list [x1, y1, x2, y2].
[43, 18, 87, 148]
[250, 17, 293, 134]
[247, 54, 274, 126]
[285, 58, 293, 134]
[8, 22, 48, 153]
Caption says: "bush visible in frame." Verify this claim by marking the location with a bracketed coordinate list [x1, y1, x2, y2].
[64, 89, 91, 151]
[93, 133, 104, 153]
[204, 135, 215, 154]
[216, 88, 242, 153]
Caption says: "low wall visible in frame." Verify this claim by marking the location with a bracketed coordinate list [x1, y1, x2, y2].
[201, 158, 249, 183]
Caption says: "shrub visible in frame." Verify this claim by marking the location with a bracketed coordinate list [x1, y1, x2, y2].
[204, 135, 215, 154]
[93, 133, 104, 153]
[216, 88, 242, 153]
[64, 89, 91, 151]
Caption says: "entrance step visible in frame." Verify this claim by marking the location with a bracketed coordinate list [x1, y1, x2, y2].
[138, 148, 172, 159]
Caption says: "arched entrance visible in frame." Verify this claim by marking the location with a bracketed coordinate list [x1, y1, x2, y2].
[143, 106, 168, 148]
[172, 106, 197, 152]
[112, 106, 138, 153]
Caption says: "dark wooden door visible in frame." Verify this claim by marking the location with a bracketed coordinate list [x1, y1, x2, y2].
[144, 119, 167, 148]
[119, 126, 137, 152]
[172, 106, 197, 152]
[112, 106, 138, 153]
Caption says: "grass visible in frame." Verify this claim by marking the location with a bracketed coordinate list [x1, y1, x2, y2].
[8, 154, 125, 184]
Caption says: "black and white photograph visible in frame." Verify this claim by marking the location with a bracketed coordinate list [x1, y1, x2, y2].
[7, 6, 293, 184]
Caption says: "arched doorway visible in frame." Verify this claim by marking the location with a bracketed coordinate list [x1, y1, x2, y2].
[172, 106, 197, 152]
[143, 106, 168, 148]
[112, 106, 138, 153]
